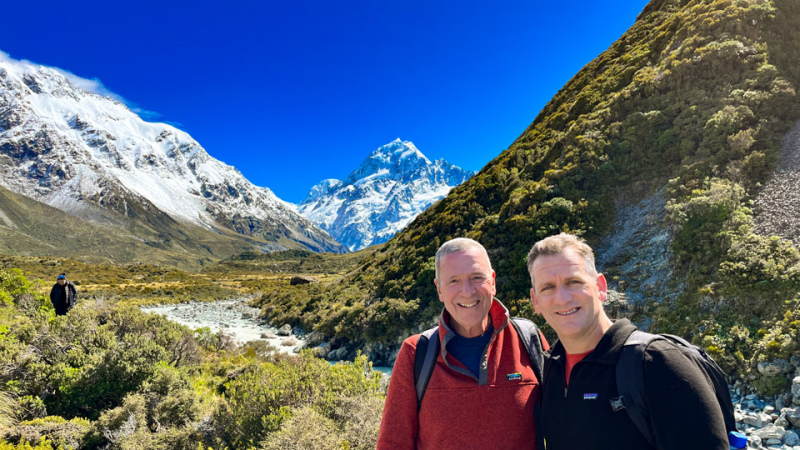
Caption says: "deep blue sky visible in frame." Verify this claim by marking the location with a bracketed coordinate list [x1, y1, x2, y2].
[2, 0, 650, 203]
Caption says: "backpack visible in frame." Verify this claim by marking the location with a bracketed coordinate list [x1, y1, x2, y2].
[614, 330, 737, 447]
[412, 317, 545, 409]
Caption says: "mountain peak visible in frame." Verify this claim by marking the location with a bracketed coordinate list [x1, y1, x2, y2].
[298, 140, 475, 250]
[345, 139, 430, 185]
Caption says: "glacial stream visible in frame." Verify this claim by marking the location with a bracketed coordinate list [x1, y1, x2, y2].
[140, 298, 305, 354]
[140, 298, 393, 374]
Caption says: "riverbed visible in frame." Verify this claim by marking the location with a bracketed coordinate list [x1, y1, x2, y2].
[141, 297, 392, 374]
[140, 298, 305, 354]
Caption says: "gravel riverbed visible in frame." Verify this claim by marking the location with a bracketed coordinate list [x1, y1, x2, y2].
[140, 298, 306, 354]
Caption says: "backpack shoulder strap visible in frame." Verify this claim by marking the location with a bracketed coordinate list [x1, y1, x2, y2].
[510, 317, 545, 384]
[413, 326, 440, 410]
[616, 330, 657, 447]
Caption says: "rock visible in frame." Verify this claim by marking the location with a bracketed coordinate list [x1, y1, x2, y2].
[328, 347, 348, 361]
[765, 405, 776, 415]
[292, 345, 303, 353]
[792, 377, 800, 405]
[282, 338, 297, 347]
[290, 276, 318, 285]
[765, 437, 782, 445]
[785, 430, 800, 446]
[311, 343, 329, 358]
[760, 360, 791, 377]
[748, 435, 762, 448]
[775, 414, 790, 428]
[752, 425, 785, 440]
[278, 324, 292, 336]
[791, 355, 800, 369]
[742, 413, 761, 427]
[305, 331, 327, 347]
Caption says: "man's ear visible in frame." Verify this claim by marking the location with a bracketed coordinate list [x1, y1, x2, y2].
[596, 273, 608, 302]
[434, 278, 443, 302]
[530, 287, 540, 313]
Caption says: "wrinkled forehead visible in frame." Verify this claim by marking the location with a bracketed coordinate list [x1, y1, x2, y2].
[532, 249, 593, 278]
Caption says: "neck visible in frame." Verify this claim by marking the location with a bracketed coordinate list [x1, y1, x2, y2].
[560, 315, 613, 354]
[452, 316, 491, 338]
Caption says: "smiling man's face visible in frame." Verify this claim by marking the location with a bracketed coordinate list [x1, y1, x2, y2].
[435, 247, 496, 338]
[530, 248, 608, 351]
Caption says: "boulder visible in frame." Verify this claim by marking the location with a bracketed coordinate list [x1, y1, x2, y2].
[305, 331, 327, 347]
[290, 276, 319, 285]
[752, 425, 785, 441]
[282, 338, 298, 347]
[787, 408, 800, 428]
[792, 376, 800, 405]
[311, 343, 329, 358]
[278, 324, 292, 336]
[759, 359, 792, 376]
[784, 430, 800, 446]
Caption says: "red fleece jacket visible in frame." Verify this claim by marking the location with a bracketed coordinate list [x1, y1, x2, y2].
[377, 298, 547, 450]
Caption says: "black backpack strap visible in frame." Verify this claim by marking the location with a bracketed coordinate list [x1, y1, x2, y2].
[616, 330, 657, 447]
[413, 326, 440, 410]
[510, 317, 545, 384]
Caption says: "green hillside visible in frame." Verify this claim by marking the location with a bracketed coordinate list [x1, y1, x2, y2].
[264, 0, 800, 387]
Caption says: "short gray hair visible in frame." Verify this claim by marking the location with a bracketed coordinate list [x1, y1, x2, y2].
[435, 238, 492, 282]
[526, 233, 596, 285]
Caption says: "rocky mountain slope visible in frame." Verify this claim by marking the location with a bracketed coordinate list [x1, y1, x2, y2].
[0, 54, 345, 264]
[297, 139, 474, 250]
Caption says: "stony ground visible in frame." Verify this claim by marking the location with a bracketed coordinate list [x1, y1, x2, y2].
[140, 298, 306, 353]
[754, 120, 800, 242]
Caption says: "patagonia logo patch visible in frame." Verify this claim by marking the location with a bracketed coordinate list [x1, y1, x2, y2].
[506, 372, 523, 381]
[583, 393, 598, 400]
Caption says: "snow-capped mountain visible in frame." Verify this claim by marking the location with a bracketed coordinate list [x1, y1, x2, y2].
[0, 54, 346, 255]
[297, 139, 475, 251]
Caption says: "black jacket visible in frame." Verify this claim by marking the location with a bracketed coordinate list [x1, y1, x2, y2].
[50, 281, 78, 315]
[539, 319, 727, 450]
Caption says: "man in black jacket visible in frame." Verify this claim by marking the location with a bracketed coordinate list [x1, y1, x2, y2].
[50, 273, 78, 316]
[526, 233, 727, 450]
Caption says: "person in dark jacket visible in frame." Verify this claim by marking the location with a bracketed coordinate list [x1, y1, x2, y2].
[526, 233, 727, 450]
[50, 273, 77, 316]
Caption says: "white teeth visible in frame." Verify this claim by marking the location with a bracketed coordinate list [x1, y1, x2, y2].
[458, 301, 479, 308]
[556, 308, 579, 315]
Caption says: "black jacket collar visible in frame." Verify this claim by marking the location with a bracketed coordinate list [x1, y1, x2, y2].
[549, 318, 638, 365]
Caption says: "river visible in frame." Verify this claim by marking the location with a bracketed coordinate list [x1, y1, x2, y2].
[141, 297, 393, 374]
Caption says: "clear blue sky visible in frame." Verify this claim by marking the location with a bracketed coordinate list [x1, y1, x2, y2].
[2, 0, 650, 203]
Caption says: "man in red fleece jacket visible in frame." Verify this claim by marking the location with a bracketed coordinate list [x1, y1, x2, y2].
[377, 238, 547, 449]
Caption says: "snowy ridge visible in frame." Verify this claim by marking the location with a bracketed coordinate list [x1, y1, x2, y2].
[0, 54, 345, 253]
[297, 139, 475, 251]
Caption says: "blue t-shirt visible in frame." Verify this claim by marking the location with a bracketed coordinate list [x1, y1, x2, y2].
[446, 324, 494, 377]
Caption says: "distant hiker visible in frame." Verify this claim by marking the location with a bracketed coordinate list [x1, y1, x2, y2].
[377, 238, 548, 449]
[527, 233, 728, 449]
[50, 273, 78, 316]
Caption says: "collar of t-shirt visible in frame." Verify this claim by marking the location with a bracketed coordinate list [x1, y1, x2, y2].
[564, 349, 593, 386]
[446, 323, 494, 378]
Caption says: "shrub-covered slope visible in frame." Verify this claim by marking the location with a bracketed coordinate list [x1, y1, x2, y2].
[0, 268, 384, 449]
[260, 0, 800, 385]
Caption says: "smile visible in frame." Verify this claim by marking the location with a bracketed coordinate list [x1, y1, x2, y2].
[555, 307, 579, 316]
[458, 300, 479, 308]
